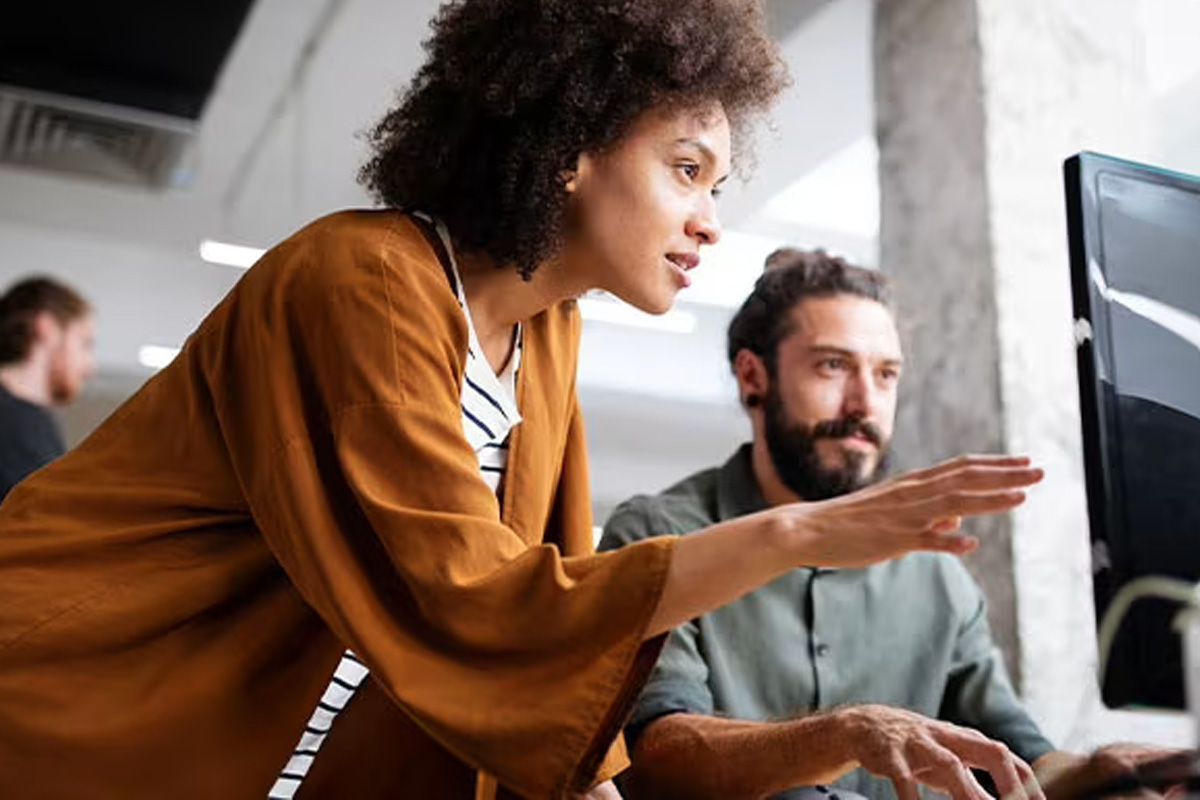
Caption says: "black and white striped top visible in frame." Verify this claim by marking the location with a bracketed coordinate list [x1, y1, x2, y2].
[267, 217, 522, 799]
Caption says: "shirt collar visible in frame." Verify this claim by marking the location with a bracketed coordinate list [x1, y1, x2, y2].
[421, 212, 523, 428]
[716, 442, 838, 573]
[716, 443, 770, 522]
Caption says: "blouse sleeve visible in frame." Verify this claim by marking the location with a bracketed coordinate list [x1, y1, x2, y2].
[201, 214, 675, 797]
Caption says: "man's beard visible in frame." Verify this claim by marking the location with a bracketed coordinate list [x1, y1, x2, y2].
[762, 382, 889, 501]
[48, 351, 80, 404]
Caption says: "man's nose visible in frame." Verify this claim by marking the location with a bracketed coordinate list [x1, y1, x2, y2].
[842, 369, 878, 419]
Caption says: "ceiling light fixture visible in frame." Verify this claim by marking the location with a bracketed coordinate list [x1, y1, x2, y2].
[199, 239, 265, 269]
[138, 345, 181, 370]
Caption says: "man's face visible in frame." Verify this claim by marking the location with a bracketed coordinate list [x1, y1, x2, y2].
[47, 314, 95, 404]
[761, 295, 902, 500]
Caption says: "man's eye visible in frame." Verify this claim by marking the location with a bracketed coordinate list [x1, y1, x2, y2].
[818, 358, 847, 370]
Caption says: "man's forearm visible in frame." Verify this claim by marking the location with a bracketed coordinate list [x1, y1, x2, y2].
[625, 712, 856, 800]
[626, 706, 1044, 800]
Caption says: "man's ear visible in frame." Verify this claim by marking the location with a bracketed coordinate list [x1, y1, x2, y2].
[31, 310, 61, 346]
[733, 349, 769, 409]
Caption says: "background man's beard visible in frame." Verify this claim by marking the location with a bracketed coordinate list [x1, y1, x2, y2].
[48, 355, 78, 404]
[762, 384, 889, 502]
[50, 380, 75, 404]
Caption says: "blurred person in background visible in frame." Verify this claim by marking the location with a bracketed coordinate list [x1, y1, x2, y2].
[0, 2, 1043, 799]
[0, 276, 94, 501]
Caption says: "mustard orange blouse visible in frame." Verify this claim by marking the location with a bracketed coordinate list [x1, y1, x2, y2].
[0, 210, 675, 799]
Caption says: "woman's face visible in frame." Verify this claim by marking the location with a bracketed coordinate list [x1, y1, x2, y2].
[562, 103, 731, 314]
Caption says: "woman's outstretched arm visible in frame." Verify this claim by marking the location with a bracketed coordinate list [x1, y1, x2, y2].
[646, 454, 1042, 638]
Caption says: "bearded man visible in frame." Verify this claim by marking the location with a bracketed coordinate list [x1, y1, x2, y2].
[600, 249, 1146, 800]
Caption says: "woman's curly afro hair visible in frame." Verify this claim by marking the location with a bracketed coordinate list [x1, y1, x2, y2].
[359, 0, 788, 278]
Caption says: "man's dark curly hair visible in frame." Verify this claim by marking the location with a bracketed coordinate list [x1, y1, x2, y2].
[727, 248, 891, 378]
[359, 0, 787, 278]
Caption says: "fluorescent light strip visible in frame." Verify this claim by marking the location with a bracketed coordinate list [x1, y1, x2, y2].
[139, 345, 181, 370]
[577, 297, 696, 334]
[199, 239, 266, 269]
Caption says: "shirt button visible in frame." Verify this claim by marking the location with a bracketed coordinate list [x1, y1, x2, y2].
[815, 643, 830, 657]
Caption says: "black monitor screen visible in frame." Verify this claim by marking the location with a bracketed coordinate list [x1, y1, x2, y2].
[1066, 152, 1200, 709]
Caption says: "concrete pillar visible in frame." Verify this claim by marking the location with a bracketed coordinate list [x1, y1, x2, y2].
[875, 0, 1017, 689]
[875, 0, 1186, 745]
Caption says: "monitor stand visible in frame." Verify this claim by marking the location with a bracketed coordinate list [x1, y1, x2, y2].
[1185, 607, 1200, 745]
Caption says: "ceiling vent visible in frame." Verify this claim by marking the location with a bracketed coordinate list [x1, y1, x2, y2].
[0, 86, 196, 190]
[1, 0, 255, 190]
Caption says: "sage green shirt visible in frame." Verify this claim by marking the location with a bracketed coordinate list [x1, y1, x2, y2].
[599, 445, 1053, 800]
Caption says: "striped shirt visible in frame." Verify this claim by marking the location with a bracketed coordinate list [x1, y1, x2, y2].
[268, 217, 522, 798]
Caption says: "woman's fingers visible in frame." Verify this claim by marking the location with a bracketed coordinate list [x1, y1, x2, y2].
[902, 488, 1029, 556]
[797, 455, 1043, 567]
[928, 516, 962, 534]
[891, 465, 1043, 502]
[935, 466, 1043, 494]
[919, 533, 979, 555]
[931, 489, 1029, 518]
[893, 454, 1033, 484]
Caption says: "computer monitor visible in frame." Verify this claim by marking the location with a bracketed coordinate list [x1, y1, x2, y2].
[1065, 151, 1200, 709]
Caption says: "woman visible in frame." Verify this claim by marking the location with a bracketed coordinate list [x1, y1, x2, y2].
[0, 1, 1041, 798]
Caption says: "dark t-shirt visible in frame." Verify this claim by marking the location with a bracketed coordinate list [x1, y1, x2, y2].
[0, 382, 65, 501]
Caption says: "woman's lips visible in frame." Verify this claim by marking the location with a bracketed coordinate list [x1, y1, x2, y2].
[666, 253, 699, 288]
[666, 252, 700, 270]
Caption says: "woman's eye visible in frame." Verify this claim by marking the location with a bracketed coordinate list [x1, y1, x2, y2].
[678, 162, 700, 180]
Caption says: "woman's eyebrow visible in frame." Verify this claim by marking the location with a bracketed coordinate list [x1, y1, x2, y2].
[674, 137, 716, 164]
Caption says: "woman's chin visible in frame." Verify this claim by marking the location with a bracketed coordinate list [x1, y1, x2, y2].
[599, 273, 682, 316]
[600, 290, 672, 317]
[642, 295, 676, 316]
[633, 285, 679, 316]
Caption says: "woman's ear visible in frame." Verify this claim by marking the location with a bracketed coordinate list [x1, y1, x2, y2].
[564, 152, 595, 194]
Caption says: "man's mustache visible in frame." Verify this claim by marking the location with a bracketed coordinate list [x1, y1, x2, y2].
[811, 416, 884, 447]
